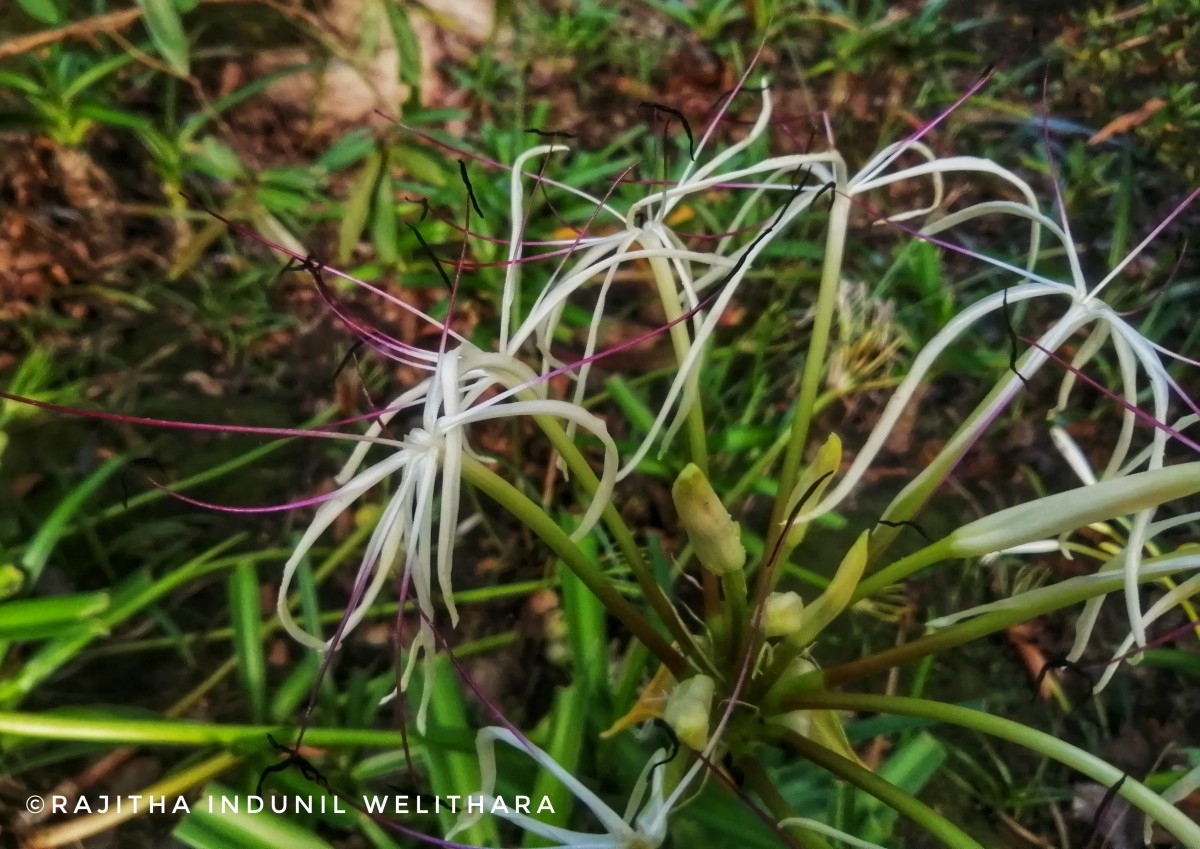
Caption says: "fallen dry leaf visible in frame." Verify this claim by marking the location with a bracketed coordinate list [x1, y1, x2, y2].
[1088, 97, 1167, 145]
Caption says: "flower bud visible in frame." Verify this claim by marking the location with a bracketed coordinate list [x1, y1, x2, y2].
[789, 532, 868, 648]
[764, 591, 805, 638]
[663, 674, 714, 751]
[672, 464, 745, 576]
[784, 434, 842, 548]
[946, 462, 1200, 557]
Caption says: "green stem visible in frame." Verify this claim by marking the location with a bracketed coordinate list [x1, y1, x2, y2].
[767, 190, 851, 552]
[783, 693, 1200, 849]
[647, 253, 709, 474]
[0, 711, 403, 748]
[460, 455, 687, 676]
[782, 729, 985, 849]
[817, 558, 1178, 690]
[740, 758, 834, 849]
[534, 414, 696, 657]
[722, 570, 748, 664]
[853, 538, 955, 602]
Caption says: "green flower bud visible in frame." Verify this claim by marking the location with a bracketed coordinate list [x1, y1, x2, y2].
[764, 591, 805, 638]
[789, 532, 869, 648]
[785, 434, 842, 548]
[672, 464, 745, 576]
[663, 674, 714, 751]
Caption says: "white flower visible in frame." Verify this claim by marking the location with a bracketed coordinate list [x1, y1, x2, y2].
[276, 344, 616, 728]
[448, 726, 702, 849]
[498, 78, 1043, 477]
[789, 173, 1198, 653]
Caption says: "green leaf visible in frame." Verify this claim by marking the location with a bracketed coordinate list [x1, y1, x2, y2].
[558, 513, 607, 702]
[17, 0, 62, 25]
[854, 732, 947, 843]
[423, 658, 496, 845]
[173, 784, 336, 849]
[137, 0, 190, 76]
[384, 4, 422, 92]
[524, 685, 587, 848]
[74, 102, 153, 132]
[604, 377, 655, 435]
[20, 457, 127, 587]
[190, 137, 246, 181]
[0, 592, 110, 641]
[371, 161, 399, 264]
[0, 71, 42, 96]
[317, 129, 376, 173]
[338, 150, 383, 263]
[228, 561, 266, 723]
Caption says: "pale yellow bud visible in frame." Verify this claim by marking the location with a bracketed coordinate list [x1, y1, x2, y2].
[767, 710, 812, 737]
[663, 674, 714, 751]
[789, 531, 869, 648]
[785, 434, 842, 548]
[672, 464, 745, 576]
[764, 591, 805, 638]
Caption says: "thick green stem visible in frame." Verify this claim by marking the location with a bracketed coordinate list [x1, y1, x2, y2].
[740, 758, 834, 849]
[817, 555, 1183, 690]
[534, 414, 696, 656]
[647, 253, 709, 474]
[852, 538, 955, 602]
[0, 711, 403, 748]
[460, 455, 687, 676]
[767, 190, 851, 553]
[783, 693, 1200, 849]
[781, 729, 985, 849]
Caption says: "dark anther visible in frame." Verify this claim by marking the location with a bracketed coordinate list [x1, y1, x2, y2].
[812, 180, 837, 211]
[789, 164, 813, 193]
[628, 719, 681, 823]
[330, 339, 367, 387]
[525, 127, 577, 140]
[1083, 773, 1128, 849]
[1002, 288, 1028, 388]
[876, 519, 932, 542]
[648, 718, 681, 772]
[790, 470, 835, 518]
[638, 101, 696, 161]
[401, 196, 431, 222]
[256, 733, 330, 796]
[1032, 656, 1093, 704]
[757, 471, 837, 584]
[120, 457, 169, 508]
[406, 223, 454, 289]
[458, 160, 485, 219]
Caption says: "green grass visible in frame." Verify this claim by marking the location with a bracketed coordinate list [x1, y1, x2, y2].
[2, 2, 1198, 848]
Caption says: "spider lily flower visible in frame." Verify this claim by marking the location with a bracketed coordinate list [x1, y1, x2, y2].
[276, 343, 617, 727]
[785, 177, 1198, 650]
[438, 71, 1036, 478]
[448, 726, 704, 849]
[529, 79, 1042, 477]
